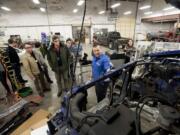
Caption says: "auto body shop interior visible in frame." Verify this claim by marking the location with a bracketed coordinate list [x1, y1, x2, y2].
[0, 0, 180, 135]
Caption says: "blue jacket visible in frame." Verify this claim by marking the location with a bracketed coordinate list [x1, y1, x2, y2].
[69, 44, 83, 57]
[92, 54, 111, 80]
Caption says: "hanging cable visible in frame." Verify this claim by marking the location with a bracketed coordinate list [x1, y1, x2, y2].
[133, 0, 139, 42]
[65, 0, 87, 121]
[45, 0, 52, 48]
[45, 0, 51, 33]
[73, 0, 87, 76]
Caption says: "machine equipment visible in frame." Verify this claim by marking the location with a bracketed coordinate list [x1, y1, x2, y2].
[47, 50, 180, 135]
[47, 0, 180, 134]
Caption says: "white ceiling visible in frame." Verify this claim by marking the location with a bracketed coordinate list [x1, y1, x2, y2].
[0, 0, 141, 15]
[0, 0, 178, 16]
[0, 0, 179, 27]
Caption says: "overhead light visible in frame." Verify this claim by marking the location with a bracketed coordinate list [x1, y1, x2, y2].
[1, 6, 11, 11]
[111, 3, 121, 9]
[40, 7, 46, 12]
[163, 6, 175, 11]
[139, 5, 151, 10]
[99, 11, 105, 14]
[124, 11, 132, 15]
[144, 11, 153, 15]
[77, 0, 84, 6]
[73, 9, 78, 13]
[32, 0, 40, 4]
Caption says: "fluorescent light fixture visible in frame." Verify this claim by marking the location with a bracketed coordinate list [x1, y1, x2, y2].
[139, 5, 151, 10]
[40, 7, 45, 12]
[99, 11, 105, 14]
[163, 6, 175, 11]
[111, 3, 121, 8]
[144, 11, 153, 15]
[1, 6, 11, 11]
[73, 9, 78, 13]
[124, 11, 132, 15]
[77, 0, 84, 6]
[32, 0, 40, 4]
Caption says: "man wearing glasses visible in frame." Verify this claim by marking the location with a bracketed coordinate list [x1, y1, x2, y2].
[47, 35, 71, 97]
[22, 42, 50, 97]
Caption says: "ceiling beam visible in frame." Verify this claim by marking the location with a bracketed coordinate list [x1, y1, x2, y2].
[141, 14, 180, 23]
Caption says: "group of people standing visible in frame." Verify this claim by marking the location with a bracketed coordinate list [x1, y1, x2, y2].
[22, 36, 83, 97]
[1, 35, 115, 103]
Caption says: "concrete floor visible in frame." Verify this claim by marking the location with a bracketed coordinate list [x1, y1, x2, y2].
[0, 43, 100, 115]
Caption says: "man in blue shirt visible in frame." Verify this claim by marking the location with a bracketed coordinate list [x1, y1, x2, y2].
[92, 45, 111, 102]
[70, 39, 83, 57]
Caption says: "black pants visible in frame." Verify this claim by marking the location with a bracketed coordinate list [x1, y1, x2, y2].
[0, 71, 12, 93]
[34, 73, 47, 95]
[12, 63, 24, 82]
[43, 67, 52, 82]
[69, 63, 75, 80]
[95, 82, 109, 103]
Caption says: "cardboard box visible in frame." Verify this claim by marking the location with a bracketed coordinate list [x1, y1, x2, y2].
[11, 109, 51, 135]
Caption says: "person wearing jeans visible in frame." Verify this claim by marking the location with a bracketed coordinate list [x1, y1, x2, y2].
[66, 38, 75, 81]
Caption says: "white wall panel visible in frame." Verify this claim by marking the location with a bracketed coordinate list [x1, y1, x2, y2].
[3, 25, 72, 41]
[3, 24, 114, 42]
[5, 27, 32, 40]
[116, 17, 136, 39]
[50, 26, 72, 40]
[0, 14, 111, 27]
[0, 13, 112, 41]
[0, 13, 48, 26]
[92, 25, 115, 31]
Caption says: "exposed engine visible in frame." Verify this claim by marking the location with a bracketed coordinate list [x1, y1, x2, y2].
[130, 59, 180, 104]
[47, 50, 180, 135]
